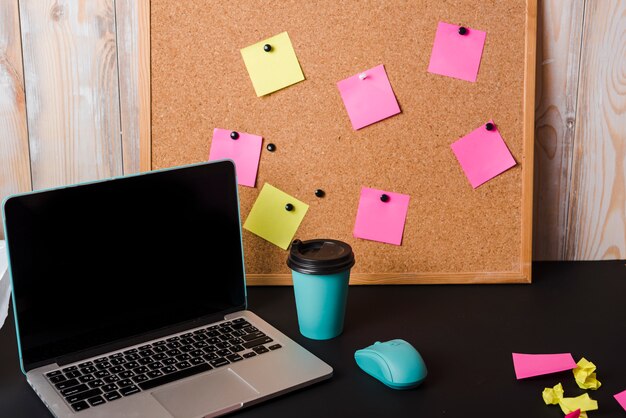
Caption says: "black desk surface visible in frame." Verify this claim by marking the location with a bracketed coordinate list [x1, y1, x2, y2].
[1, 261, 625, 418]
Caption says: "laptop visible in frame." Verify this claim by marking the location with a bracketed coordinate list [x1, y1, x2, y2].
[2, 160, 332, 417]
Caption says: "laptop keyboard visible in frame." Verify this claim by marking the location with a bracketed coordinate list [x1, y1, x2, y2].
[44, 318, 282, 412]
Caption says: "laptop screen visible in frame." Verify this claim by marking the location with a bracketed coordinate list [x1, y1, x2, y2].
[3, 161, 246, 370]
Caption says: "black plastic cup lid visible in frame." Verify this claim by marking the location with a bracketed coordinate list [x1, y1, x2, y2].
[287, 239, 355, 275]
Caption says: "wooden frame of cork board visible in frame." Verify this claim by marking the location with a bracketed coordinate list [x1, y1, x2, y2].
[145, 0, 537, 285]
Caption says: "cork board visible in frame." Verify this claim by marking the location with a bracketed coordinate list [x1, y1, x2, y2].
[148, 0, 536, 284]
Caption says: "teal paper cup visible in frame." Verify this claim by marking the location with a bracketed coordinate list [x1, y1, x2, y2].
[287, 239, 355, 340]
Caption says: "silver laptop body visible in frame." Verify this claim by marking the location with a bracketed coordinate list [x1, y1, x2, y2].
[3, 161, 332, 418]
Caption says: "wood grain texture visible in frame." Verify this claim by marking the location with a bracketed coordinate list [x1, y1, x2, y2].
[566, 1, 626, 259]
[150, 0, 536, 283]
[137, 0, 150, 172]
[116, 0, 150, 174]
[19, 0, 122, 190]
[0, 0, 31, 239]
[533, 0, 585, 260]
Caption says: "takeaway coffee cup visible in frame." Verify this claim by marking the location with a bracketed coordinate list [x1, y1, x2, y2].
[287, 239, 355, 340]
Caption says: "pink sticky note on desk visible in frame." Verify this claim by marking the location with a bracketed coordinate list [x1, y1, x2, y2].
[512, 353, 577, 379]
[337, 64, 401, 130]
[428, 21, 486, 82]
[451, 120, 516, 188]
[208, 128, 263, 187]
[565, 410, 581, 418]
[614, 389, 626, 411]
[353, 187, 410, 245]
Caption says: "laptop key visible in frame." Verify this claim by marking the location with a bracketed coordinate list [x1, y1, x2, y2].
[166, 348, 181, 357]
[46, 370, 62, 377]
[110, 352, 124, 359]
[87, 395, 106, 407]
[78, 361, 93, 368]
[231, 323, 250, 330]
[94, 370, 110, 378]
[148, 362, 163, 370]
[190, 357, 205, 366]
[243, 352, 256, 359]
[139, 349, 154, 357]
[253, 346, 270, 354]
[215, 342, 230, 349]
[241, 331, 266, 342]
[189, 349, 204, 358]
[49, 375, 67, 384]
[65, 370, 82, 379]
[109, 366, 125, 374]
[180, 338, 194, 345]
[110, 358, 126, 366]
[88, 379, 104, 388]
[123, 361, 139, 370]
[232, 318, 246, 323]
[138, 344, 152, 350]
[94, 357, 108, 364]
[219, 326, 233, 334]
[138, 357, 153, 365]
[226, 354, 243, 362]
[153, 345, 168, 353]
[123, 348, 138, 354]
[56, 379, 80, 390]
[268, 344, 282, 350]
[162, 358, 177, 366]
[217, 349, 231, 357]
[242, 336, 273, 349]
[102, 383, 118, 392]
[161, 365, 177, 374]
[125, 353, 140, 361]
[193, 341, 208, 348]
[147, 370, 163, 379]
[166, 336, 180, 342]
[245, 326, 258, 333]
[181, 332, 193, 338]
[194, 334, 208, 342]
[203, 346, 217, 353]
[152, 353, 167, 361]
[153, 340, 166, 346]
[166, 342, 182, 349]
[176, 354, 191, 362]
[120, 385, 141, 397]
[218, 334, 231, 342]
[118, 371, 134, 379]
[209, 358, 230, 368]
[229, 338, 244, 345]
[104, 391, 121, 401]
[230, 345, 245, 353]
[70, 401, 90, 411]
[138, 363, 211, 391]
[103, 375, 120, 383]
[96, 361, 111, 370]
[176, 361, 192, 370]
[132, 374, 148, 383]
[66, 388, 103, 404]
[118, 379, 133, 388]
[134, 366, 149, 374]
[82, 366, 97, 374]
[206, 330, 220, 338]
[62, 366, 78, 373]
[202, 353, 218, 361]
[60, 383, 88, 396]
[181, 344, 195, 353]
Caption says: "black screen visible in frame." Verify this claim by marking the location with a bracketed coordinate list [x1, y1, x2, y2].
[3, 161, 246, 370]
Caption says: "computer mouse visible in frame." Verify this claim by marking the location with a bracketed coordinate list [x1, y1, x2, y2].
[354, 339, 427, 389]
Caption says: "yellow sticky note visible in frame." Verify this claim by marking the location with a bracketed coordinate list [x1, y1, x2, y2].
[243, 183, 308, 249]
[559, 394, 598, 414]
[573, 357, 602, 390]
[542, 383, 564, 405]
[240, 32, 305, 96]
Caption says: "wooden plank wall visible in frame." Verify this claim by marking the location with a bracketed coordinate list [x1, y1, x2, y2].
[0, 0, 624, 262]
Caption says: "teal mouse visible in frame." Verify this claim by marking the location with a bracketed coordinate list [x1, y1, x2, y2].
[354, 339, 427, 389]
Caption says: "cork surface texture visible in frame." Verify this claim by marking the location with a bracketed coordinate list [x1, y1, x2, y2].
[150, 0, 532, 283]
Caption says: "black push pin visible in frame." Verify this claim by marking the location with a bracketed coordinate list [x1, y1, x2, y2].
[266, 143, 276, 152]
[485, 122, 495, 131]
[380, 194, 390, 202]
[315, 189, 325, 198]
[458, 26, 468, 35]
[285, 203, 294, 211]
[263, 44, 272, 52]
[230, 131, 239, 140]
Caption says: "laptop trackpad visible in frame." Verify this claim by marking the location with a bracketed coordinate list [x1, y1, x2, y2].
[152, 369, 259, 418]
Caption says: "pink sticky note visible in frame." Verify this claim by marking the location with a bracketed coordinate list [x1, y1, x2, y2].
[337, 64, 401, 130]
[565, 410, 581, 418]
[614, 389, 626, 411]
[353, 187, 410, 245]
[512, 353, 577, 379]
[428, 21, 486, 82]
[451, 120, 516, 188]
[208, 128, 263, 187]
